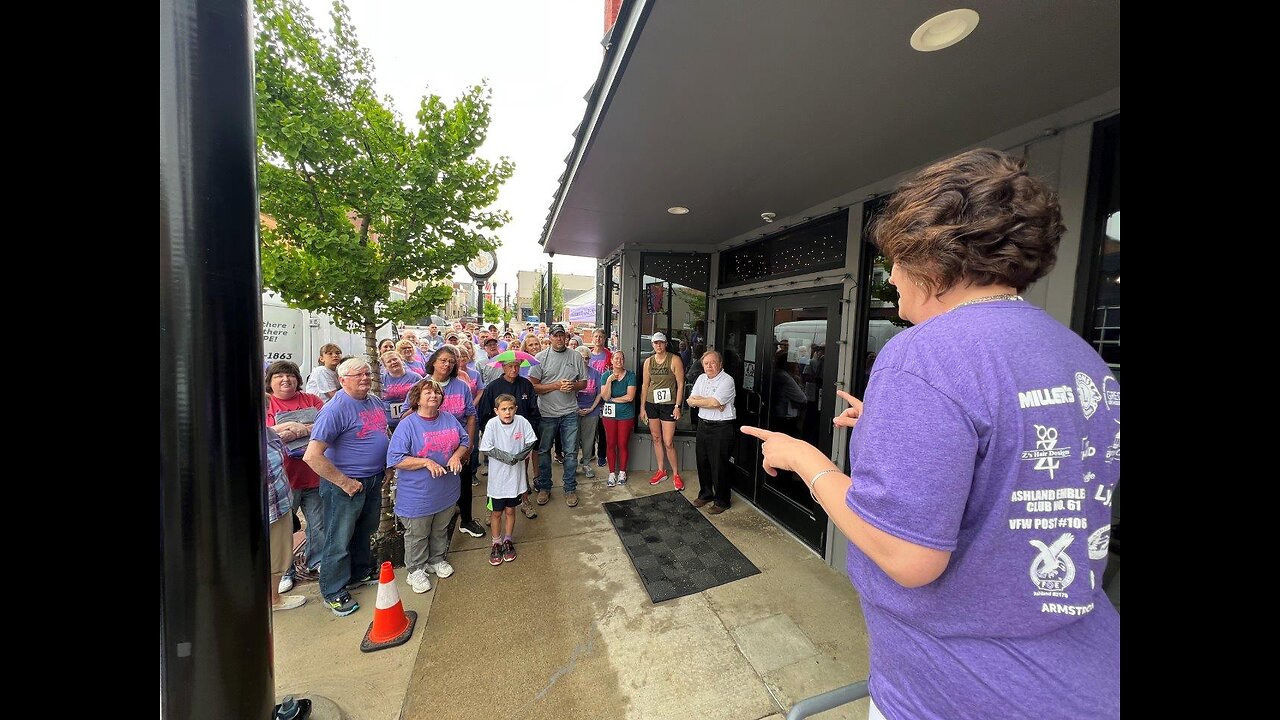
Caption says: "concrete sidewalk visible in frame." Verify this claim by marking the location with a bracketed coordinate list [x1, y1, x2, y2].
[273, 466, 870, 720]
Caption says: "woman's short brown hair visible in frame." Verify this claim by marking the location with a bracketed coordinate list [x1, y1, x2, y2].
[405, 378, 446, 413]
[265, 361, 303, 391]
[870, 148, 1066, 295]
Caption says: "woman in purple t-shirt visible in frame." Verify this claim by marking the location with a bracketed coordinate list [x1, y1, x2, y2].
[386, 379, 468, 593]
[425, 345, 483, 539]
[742, 149, 1119, 720]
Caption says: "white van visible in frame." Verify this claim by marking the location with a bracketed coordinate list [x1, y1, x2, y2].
[262, 291, 380, 368]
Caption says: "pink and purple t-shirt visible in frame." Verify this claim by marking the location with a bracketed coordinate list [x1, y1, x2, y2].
[387, 412, 468, 517]
[310, 390, 389, 478]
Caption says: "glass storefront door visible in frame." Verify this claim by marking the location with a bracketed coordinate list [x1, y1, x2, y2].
[717, 289, 840, 551]
[718, 302, 762, 502]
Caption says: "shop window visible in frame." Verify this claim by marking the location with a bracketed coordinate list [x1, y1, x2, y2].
[637, 253, 709, 433]
[604, 260, 621, 350]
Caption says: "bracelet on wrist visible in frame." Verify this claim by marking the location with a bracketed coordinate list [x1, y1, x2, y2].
[807, 469, 838, 502]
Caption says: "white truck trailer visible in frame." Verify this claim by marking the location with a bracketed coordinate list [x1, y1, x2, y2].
[261, 291, 389, 369]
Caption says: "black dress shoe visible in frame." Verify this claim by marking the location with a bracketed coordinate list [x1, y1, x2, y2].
[691, 498, 712, 508]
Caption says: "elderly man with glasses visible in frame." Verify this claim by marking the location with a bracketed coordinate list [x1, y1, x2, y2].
[304, 357, 389, 617]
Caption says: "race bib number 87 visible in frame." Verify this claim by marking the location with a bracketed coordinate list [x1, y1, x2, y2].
[653, 388, 672, 403]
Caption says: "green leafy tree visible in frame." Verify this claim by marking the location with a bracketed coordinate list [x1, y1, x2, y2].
[254, 0, 514, 371]
[483, 300, 502, 324]
[501, 306, 513, 326]
[530, 276, 565, 321]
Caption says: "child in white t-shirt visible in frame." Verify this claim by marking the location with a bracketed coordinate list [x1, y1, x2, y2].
[479, 395, 538, 566]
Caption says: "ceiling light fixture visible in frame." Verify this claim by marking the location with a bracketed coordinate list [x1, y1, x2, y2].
[667, 206, 690, 215]
[911, 9, 979, 52]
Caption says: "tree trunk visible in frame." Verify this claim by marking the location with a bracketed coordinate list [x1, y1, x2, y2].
[365, 318, 400, 557]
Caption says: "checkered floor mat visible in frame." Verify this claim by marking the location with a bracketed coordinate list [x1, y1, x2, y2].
[603, 491, 761, 603]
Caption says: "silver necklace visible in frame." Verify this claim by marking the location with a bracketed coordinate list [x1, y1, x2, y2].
[953, 294, 1024, 309]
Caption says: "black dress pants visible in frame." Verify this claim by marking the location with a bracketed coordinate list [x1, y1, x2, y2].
[695, 420, 735, 508]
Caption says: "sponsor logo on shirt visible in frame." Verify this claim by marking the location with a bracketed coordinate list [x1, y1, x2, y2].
[1021, 424, 1070, 480]
[1028, 533, 1076, 594]
[1105, 420, 1120, 464]
[1018, 385, 1075, 409]
[1074, 372, 1101, 419]
[1087, 524, 1111, 560]
[1102, 375, 1120, 411]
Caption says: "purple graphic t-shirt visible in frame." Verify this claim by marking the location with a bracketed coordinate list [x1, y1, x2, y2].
[577, 349, 610, 415]
[387, 411, 468, 517]
[310, 390, 389, 478]
[846, 301, 1119, 719]
[435, 376, 476, 426]
[380, 370, 423, 429]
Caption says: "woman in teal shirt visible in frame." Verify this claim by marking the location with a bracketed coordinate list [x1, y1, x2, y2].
[597, 351, 637, 487]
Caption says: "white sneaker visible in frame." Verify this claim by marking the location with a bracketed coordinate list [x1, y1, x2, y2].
[278, 575, 294, 593]
[430, 560, 455, 579]
[607, 472, 617, 487]
[407, 569, 432, 594]
[617, 471, 627, 484]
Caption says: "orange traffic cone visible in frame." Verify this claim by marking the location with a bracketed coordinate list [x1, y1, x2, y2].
[360, 561, 418, 653]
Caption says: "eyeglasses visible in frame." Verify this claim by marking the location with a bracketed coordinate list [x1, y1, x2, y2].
[343, 371, 373, 378]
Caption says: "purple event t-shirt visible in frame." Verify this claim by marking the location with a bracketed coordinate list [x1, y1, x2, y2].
[436, 376, 476, 426]
[577, 350, 610, 414]
[309, 390, 390, 478]
[387, 411, 468, 517]
[846, 301, 1119, 720]
[380, 370, 423, 429]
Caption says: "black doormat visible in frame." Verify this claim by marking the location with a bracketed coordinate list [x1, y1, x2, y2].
[603, 491, 761, 603]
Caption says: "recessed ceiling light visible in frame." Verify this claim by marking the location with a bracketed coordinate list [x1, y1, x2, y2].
[667, 206, 690, 215]
[911, 9, 979, 52]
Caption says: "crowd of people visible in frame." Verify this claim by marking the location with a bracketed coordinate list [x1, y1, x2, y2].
[259, 149, 1118, 716]
[262, 319, 683, 617]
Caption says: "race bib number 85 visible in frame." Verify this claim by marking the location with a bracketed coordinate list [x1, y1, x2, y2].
[602, 403, 616, 418]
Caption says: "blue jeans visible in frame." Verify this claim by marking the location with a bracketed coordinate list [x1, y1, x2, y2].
[288, 486, 326, 575]
[538, 414, 579, 492]
[318, 472, 383, 600]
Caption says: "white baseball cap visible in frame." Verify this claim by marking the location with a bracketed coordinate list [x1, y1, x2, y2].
[651, 332, 668, 342]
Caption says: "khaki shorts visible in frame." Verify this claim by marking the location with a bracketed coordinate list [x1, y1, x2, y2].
[269, 515, 294, 575]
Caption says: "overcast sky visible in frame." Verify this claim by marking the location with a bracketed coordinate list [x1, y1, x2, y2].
[298, 0, 605, 292]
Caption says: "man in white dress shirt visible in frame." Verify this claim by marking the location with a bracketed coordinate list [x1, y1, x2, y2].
[686, 350, 737, 514]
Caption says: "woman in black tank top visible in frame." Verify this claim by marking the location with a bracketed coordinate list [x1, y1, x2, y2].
[640, 334, 686, 490]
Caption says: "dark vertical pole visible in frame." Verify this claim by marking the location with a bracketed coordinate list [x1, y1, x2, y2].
[546, 260, 554, 321]
[161, 0, 273, 718]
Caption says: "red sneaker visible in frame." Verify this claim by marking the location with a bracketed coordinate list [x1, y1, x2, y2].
[648, 470, 667, 486]
[672, 473, 685, 491]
